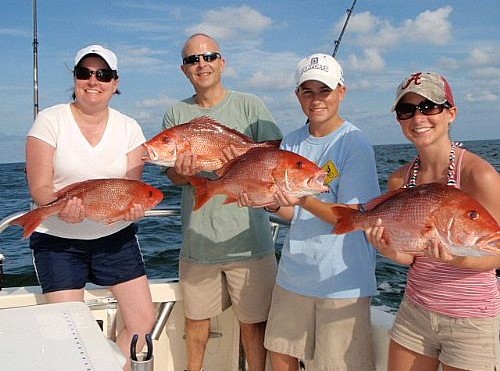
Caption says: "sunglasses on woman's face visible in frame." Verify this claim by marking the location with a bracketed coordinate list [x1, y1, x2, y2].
[395, 99, 451, 120]
[74, 66, 116, 82]
[182, 52, 222, 65]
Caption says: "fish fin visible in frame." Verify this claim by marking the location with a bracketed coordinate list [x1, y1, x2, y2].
[362, 188, 407, 211]
[330, 206, 359, 234]
[8, 209, 45, 239]
[187, 176, 211, 211]
[258, 139, 282, 147]
[213, 147, 262, 177]
[188, 116, 255, 142]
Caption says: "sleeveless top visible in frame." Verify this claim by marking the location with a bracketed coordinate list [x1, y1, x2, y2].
[403, 142, 500, 318]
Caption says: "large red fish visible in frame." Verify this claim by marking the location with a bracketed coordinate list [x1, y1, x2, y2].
[187, 147, 328, 211]
[331, 183, 500, 256]
[143, 116, 281, 171]
[9, 178, 164, 238]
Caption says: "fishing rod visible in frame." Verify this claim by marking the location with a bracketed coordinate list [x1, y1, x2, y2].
[332, 0, 357, 57]
[304, 0, 357, 126]
[33, 0, 39, 119]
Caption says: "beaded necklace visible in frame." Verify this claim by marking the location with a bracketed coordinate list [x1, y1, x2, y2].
[406, 141, 458, 188]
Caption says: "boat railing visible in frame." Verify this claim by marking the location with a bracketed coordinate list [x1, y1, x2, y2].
[0, 206, 288, 294]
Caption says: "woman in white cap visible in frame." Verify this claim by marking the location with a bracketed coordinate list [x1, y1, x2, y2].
[365, 72, 500, 371]
[24, 44, 155, 369]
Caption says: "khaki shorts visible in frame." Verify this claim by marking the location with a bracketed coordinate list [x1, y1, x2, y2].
[179, 255, 277, 323]
[391, 296, 500, 371]
[264, 285, 375, 371]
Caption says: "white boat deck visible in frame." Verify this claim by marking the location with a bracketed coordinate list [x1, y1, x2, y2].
[0, 279, 393, 371]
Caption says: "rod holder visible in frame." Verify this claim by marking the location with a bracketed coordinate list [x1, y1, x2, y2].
[151, 301, 175, 340]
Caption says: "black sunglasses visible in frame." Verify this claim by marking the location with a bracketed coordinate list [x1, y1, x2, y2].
[395, 99, 451, 120]
[74, 66, 117, 83]
[182, 52, 221, 65]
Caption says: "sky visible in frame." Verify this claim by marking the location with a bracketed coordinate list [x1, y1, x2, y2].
[1, 0, 499, 164]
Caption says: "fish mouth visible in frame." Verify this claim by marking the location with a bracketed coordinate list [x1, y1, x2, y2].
[307, 170, 328, 191]
[476, 231, 500, 255]
[283, 169, 328, 193]
[142, 144, 157, 161]
[142, 144, 175, 167]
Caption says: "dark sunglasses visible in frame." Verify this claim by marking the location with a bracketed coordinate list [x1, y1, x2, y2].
[182, 52, 221, 65]
[395, 99, 451, 120]
[74, 66, 117, 82]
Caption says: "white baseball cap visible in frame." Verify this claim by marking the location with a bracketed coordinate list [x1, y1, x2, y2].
[295, 53, 344, 89]
[74, 44, 118, 71]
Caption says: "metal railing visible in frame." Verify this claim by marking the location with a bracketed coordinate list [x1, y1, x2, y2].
[0, 207, 288, 291]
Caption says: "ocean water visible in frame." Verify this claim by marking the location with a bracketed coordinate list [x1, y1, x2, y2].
[0, 140, 498, 312]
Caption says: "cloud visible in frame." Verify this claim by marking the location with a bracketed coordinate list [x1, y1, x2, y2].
[403, 7, 453, 45]
[345, 49, 385, 72]
[464, 90, 498, 102]
[0, 28, 30, 37]
[136, 95, 178, 109]
[226, 49, 297, 91]
[470, 66, 500, 79]
[347, 7, 453, 49]
[437, 56, 460, 70]
[336, 7, 454, 79]
[343, 12, 379, 34]
[245, 71, 294, 91]
[467, 47, 500, 66]
[185, 5, 272, 40]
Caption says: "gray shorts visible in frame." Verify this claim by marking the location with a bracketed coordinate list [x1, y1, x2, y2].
[179, 255, 277, 322]
[264, 285, 376, 371]
[391, 296, 500, 370]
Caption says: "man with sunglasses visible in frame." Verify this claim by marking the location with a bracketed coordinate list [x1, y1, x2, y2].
[365, 72, 500, 371]
[23, 44, 155, 370]
[162, 33, 282, 371]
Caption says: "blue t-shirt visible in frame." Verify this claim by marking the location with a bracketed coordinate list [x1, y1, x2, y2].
[277, 121, 380, 299]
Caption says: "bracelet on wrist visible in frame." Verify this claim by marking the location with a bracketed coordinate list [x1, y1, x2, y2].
[264, 205, 280, 213]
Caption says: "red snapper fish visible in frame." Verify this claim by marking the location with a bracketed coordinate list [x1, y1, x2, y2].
[9, 178, 164, 238]
[187, 147, 328, 211]
[331, 182, 500, 256]
[143, 116, 281, 171]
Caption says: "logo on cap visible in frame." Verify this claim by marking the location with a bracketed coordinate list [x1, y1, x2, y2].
[402, 72, 423, 90]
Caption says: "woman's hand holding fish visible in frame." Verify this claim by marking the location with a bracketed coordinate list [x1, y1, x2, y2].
[424, 240, 454, 262]
[58, 197, 85, 223]
[364, 219, 414, 265]
[364, 219, 388, 251]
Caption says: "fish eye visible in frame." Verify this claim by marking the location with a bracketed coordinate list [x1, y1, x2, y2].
[467, 210, 479, 220]
[296, 161, 303, 169]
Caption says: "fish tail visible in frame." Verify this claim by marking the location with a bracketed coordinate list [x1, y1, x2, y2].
[187, 176, 211, 211]
[330, 206, 359, 235]
[9, 209, 46, 239]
